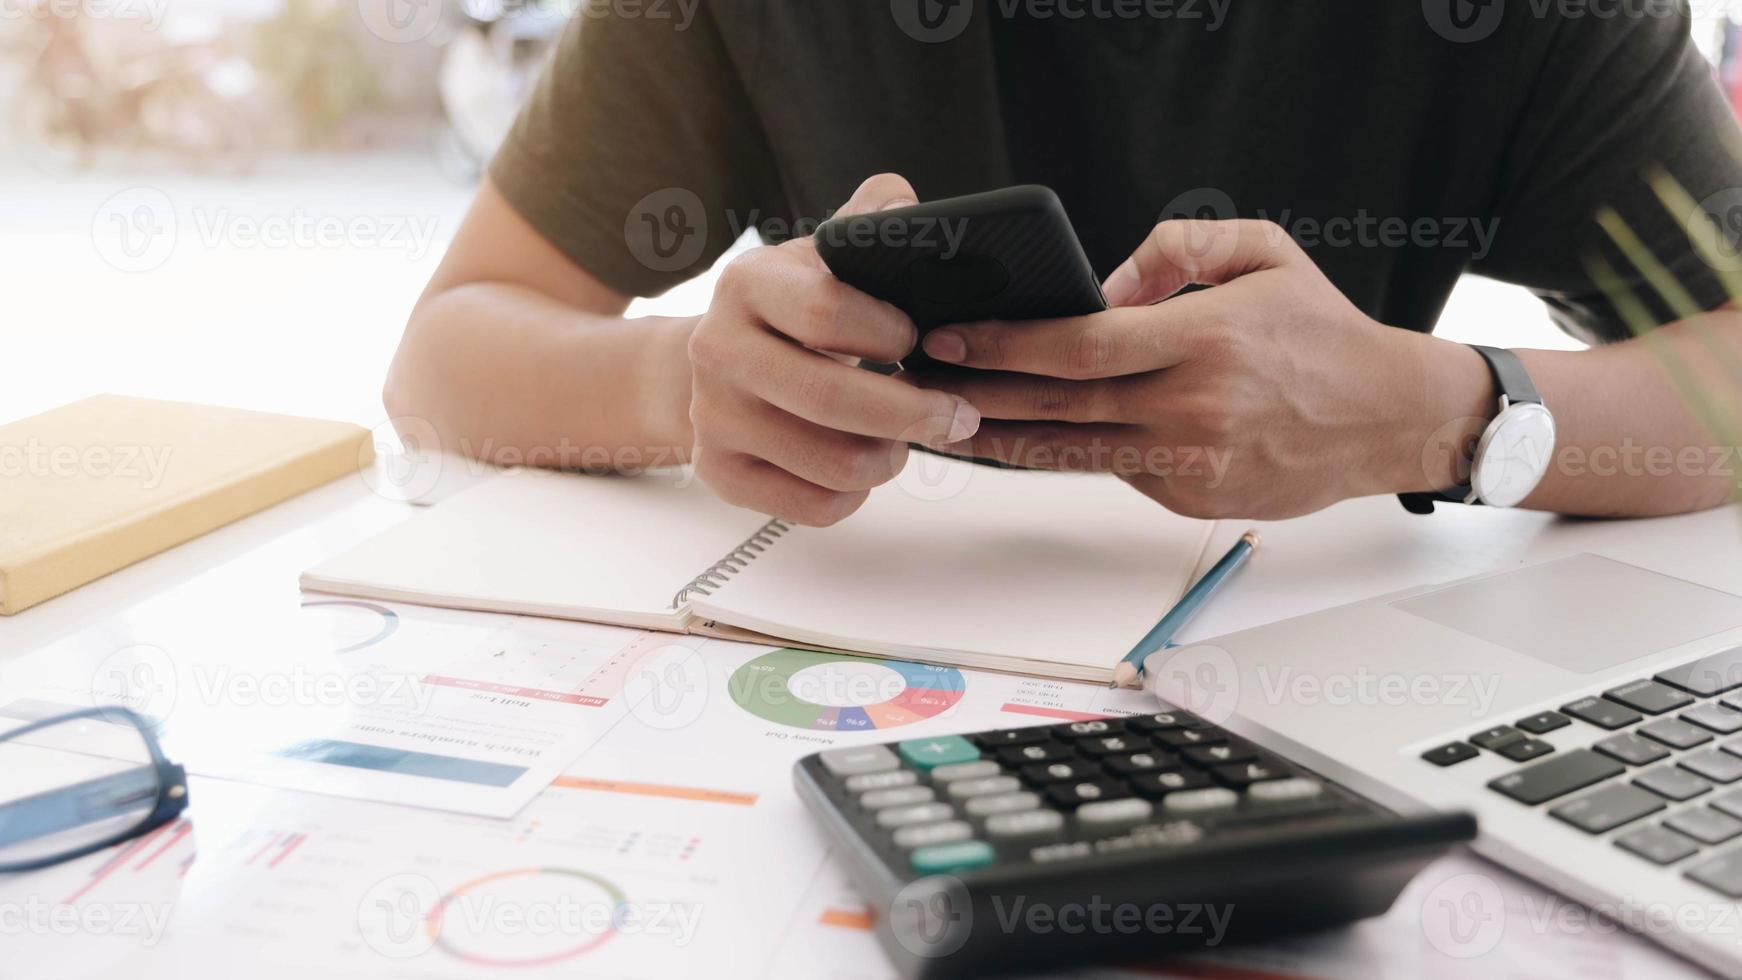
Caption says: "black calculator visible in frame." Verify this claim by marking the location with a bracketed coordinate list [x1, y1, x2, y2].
[794, 708, 1475, 979]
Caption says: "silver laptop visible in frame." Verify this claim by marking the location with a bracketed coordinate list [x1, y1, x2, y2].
[1148, 554, 1742, 975]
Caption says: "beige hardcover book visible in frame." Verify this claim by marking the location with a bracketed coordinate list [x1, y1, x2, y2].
[302, 457, 1216, 683]
[1, 395, 374, 615]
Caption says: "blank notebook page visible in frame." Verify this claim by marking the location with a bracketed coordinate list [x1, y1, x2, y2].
[693, 460, 1213, 673]
[303, 468, 763, 627]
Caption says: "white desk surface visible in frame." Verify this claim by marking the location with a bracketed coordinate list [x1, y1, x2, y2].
[0, 459, 1735, 978]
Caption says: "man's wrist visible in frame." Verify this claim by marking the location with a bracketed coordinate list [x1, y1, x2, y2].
[1373, 331, 1495, 497]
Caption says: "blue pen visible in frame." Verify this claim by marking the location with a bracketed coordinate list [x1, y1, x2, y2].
[1111, 530, 1260, 689]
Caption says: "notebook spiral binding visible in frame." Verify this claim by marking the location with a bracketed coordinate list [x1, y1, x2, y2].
[670, 518, 793, 609]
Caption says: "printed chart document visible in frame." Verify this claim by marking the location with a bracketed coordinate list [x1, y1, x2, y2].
[0, 543, 656, 818]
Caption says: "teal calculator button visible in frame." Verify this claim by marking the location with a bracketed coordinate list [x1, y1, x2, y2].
[911, 840, 995, 874]
[898, 736, 980, 770]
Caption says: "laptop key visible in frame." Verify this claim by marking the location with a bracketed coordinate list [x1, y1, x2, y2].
[1422, 742, 1479, 767]
[1487, 749, 1623, 806]
[1635, 765, 1713, 801]
[1497, 738, 1554, 762]
[1604, 680, 1695, 715]
[1593, 733, 1670, 767]
[1638, 718, 1713, 750]
[1550, 783, 1665, 833]
[1666, 807, 1742, 845]
[1656, 646, 1742, 697]
[1713, 788, 1742, 821]
[1470, 725, 1525, 751]
[1686, 849, 1742, 898]
[1680, 749, 1742, 785]
[1561, 697, 1643, 730]
[1682, 703, 1742, 735]
[1516, 711, 1571, 735]
[1615, 824, 1701, 865]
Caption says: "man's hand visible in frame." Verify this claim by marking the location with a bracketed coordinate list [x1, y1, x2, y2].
[911, 219, 1486, 519]
[689, 174, 983, 526]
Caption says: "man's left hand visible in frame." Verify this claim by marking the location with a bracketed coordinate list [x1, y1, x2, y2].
[911, 219, 1486, 519]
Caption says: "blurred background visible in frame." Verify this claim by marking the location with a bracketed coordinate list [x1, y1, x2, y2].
[4, 1, 1742, 431]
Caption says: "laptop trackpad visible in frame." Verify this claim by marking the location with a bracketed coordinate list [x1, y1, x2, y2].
[1391, 554, 1742, 674]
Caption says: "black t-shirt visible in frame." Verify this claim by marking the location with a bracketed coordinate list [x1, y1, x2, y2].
[489, 1, 1742, 344]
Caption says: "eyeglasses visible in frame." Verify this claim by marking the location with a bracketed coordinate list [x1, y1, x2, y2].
[0, 707, 189, 873]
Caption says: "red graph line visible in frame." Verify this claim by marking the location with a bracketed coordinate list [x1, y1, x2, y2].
[268, 832, 306, 868]
[133, 819, 192, 871]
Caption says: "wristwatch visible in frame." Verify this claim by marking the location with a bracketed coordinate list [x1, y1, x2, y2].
[1400, 345, 1556, 514]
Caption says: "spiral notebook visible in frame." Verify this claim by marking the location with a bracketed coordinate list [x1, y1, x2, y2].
[300, 457, 1215, 682]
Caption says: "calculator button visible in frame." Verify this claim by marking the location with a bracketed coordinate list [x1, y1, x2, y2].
[985, 809, 1065, 838]
[1635, 765, 1712, 802]
[877, 802, 956, 828]
[1496, 738, 1554, 763]
[930, 760, 1001, 783]
[1077, 735, 1143, 757]
[1683, 704, 1742, 735]
[1060, 719, 1125, 738]
[1077, 798, 1155, 825]
[997, 742, 1074, 766]
[974, 727, 1052, 748]
[845, 769, 917, 793]
[1550, 784, 1664, 834]
[1019, 761, 1099, 784]
[892, 820, 973, 849]
[1045, 780, 1129, 808]
[1516, 711, 1571, 735]
[1249, 777, 1324, 804]
[1421, 742, 1479, 767]
[1665, 807, 1742, 845]
[947, 776, 1022, 799]
[898, 736, 981, 771]
[1680, 749, 1742, 785]
[1561, 697, 1643, 730]
[1182, 744, 1256, 767]
[1162, 787, 1239, 814]
[1615, 825, 1701, 865]
[1155, 729, 1226, 749]
[1103, 751, 1178, 776]
[1638, 718, 1713, 750]
[1129, 770, 1214, 798]
[964, 791, 1041, 817]
[1127, 712, 1199, 733]
[910, 840, 995, 874]
[1605, 680, 1695, 715]
[819, 744, 899, 777]
[1212, 761, 1289, 788]
[861, 786, 936, 810]
[1593, 733, 1670, 767]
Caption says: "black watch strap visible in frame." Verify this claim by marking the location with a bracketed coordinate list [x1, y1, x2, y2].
[1399, 346, 1539, 514]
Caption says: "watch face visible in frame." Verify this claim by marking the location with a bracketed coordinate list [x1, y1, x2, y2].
[1472, 403, 1556, 508]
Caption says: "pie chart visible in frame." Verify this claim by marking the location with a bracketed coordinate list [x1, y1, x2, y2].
[728, 648, 965, 732]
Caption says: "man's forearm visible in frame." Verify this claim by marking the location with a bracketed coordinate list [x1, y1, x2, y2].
[1402, 315, 1742, 517]
[383, 282, 697, 470]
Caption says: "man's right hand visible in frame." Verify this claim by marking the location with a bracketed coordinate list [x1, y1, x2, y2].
[687, 173, 982, 526]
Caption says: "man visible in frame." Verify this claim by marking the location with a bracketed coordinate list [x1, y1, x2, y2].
[385, 2, 1742, 525]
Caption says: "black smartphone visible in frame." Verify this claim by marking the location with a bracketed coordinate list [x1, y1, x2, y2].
[812, 185, 1107, 367]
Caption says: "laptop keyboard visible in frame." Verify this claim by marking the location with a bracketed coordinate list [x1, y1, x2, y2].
[1422, 645, 1742, 897]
